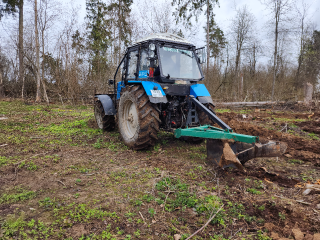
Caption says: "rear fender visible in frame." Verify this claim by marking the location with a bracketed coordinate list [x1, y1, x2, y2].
[141, 81, 167, 104]
[118, 81, 168, 104]
[190, 84, 214, 105]
[95, 95, 116, 115]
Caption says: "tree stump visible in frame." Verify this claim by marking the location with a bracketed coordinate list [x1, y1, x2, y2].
[304, 82, 313, 106]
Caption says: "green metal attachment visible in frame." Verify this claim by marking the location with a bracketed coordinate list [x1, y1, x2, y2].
[174, 125, 259, 144]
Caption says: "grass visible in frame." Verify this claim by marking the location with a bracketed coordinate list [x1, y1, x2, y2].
[0, 100, 318, 239]
[0, 156, 10, 166]
[246, 188, 262, 195]
[308, 132, 320, 140]
[0, 187, 37, 204]
[289, 159, 304, 164]
[272, 117, 305, 122]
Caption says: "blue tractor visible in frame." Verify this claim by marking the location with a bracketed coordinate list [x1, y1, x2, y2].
[94, 33, 286, 169]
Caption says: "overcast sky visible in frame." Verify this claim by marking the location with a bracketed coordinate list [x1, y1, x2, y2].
[1, 0, 319, 66]
[77, 0, 320, 64]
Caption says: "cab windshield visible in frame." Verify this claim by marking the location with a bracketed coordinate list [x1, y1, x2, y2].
[159, 46, 202, 80]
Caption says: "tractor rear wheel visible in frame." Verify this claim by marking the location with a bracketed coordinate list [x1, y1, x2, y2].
[94, 100, 116, 131]
[118, 85, 160, 150]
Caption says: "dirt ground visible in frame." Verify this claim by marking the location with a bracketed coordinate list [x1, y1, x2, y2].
[0, 101, 320, 240]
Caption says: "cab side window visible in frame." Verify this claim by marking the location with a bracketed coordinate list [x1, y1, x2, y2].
[138, 48, 149, 79]
[127, 50, 138, 79]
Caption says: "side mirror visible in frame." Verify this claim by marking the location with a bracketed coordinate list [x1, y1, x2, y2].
[108, 79, 114, 85]
[195, 47, 206, 64]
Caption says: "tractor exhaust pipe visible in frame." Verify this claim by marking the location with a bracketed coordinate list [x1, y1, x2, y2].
[207, 139, 287, 170]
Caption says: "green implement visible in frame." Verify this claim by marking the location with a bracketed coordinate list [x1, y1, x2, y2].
[174, 125, 259, 144]
[174, 125, 287, 170]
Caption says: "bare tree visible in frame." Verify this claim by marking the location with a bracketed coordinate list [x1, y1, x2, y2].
[34, 0, 41, 102]
[18, 1, 24, 98]
[0, 71, 3, 97]
[294, 0, 313, 88]
[261, 0, 292, 101]
[135, 0, 184, 38]
[171, 0, 219, 77]
[229, 5, 255, 100]
[38, 0, 60, 103]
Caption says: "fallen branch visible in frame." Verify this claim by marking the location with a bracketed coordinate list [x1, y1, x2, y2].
[274, 195, 311, 205]
[230, 227, 243, 239]
[83, 173, 95, 176]
[280, 123, 287, 132]
[296, 200, 311, 205]
[162, 191, 174, 213]
[0, 144, 8, 147]
[139, 211, 146, 225]
[57, 180, 65, 186]
[185, 204, 224, 240]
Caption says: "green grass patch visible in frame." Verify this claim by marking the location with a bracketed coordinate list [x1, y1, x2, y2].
[215, 109, 231, 113]
[308, 132, 320, 140]
[289, 159, 304, 164]
[0, 156, 10, 166]
[0, 187, 36, 204]
[247, 188, 262, 195]
[273, 117, 305, 122]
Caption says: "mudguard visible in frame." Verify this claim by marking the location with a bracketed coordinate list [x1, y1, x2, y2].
[141, 81, 167, 103]
[117, 81, 168, 104]
[95, 94, 116, 115]
[190, 84, 214, 105]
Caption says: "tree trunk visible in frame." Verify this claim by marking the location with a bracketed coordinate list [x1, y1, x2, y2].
[41, 78, 49, 103]
[206, 0, 210, 78]
[271, 3, 279, 101]
[118, 0, 121, 66]
[235, 41, 241, 100]
[0, 71, 4, 98]
[253, 43, 256, 77]
[296, 18, 304, 87]
[35, 0, 41, 102]
[304, 82, 313, 105]
[19, 1, 24, 99]
[41, 22, 49, 103]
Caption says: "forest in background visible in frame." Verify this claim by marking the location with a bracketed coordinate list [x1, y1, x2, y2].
[0, 0, 319, 103]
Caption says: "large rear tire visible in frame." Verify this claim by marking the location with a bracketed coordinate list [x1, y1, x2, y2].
[94, 100, 116, 131]
[118, 85, 160, 150]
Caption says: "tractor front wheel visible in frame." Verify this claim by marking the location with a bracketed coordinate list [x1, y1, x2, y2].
[118, 86, 160, 150]
[94, 100, 116, 131]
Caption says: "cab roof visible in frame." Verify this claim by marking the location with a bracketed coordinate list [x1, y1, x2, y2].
[133, 33, 194, 46]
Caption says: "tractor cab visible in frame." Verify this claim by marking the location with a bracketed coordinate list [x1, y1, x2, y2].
[120, 33, 206, 85]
